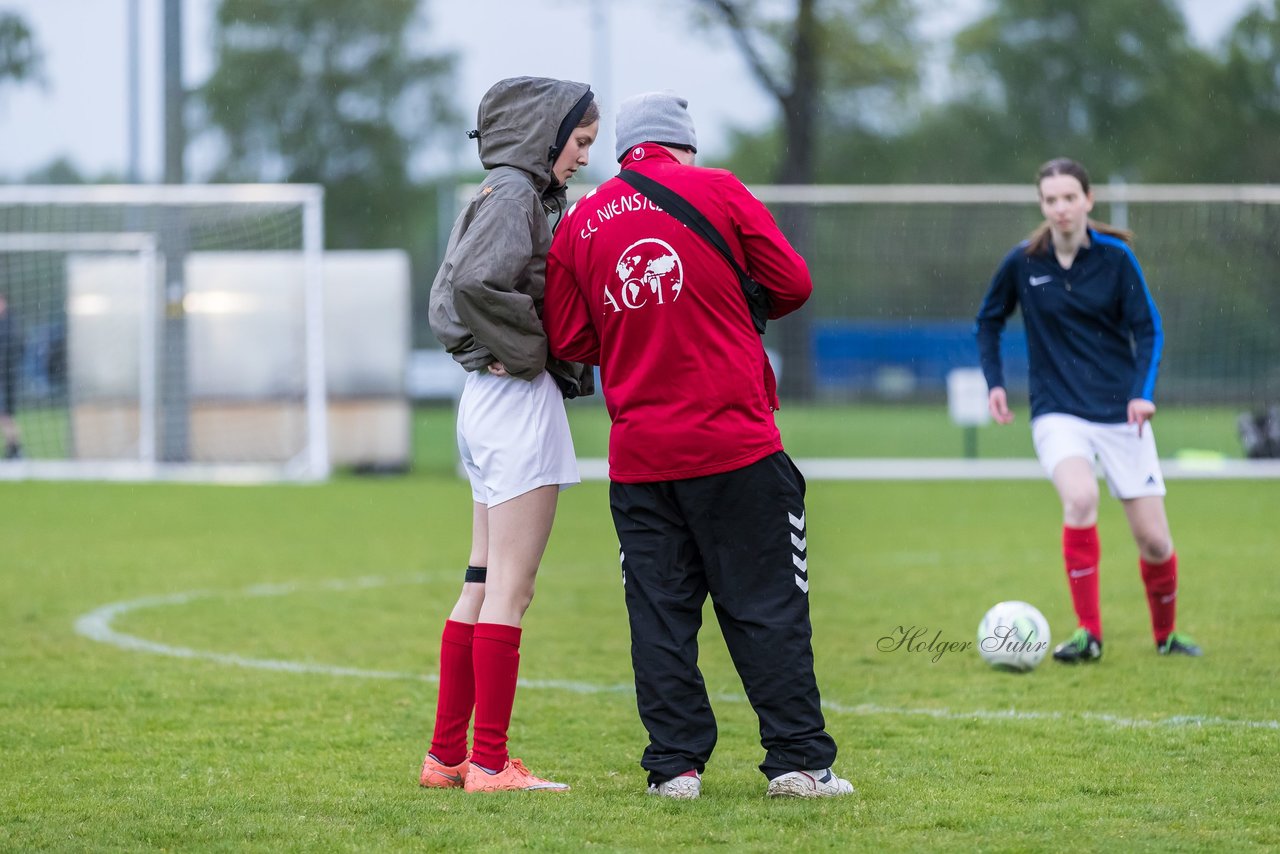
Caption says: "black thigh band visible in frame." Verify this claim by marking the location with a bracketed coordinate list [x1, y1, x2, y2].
[464, 565, 487, 583]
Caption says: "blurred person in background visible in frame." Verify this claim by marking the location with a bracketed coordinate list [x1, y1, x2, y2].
[419, 76, 598, 793]
[0, 293, 23, 459]
[975, 157, 1201, 664]
[544, 92, 853, 800]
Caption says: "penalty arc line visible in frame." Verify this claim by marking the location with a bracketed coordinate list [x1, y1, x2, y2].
[72, 575, 1280, 733]
[72, 576, 626, 696]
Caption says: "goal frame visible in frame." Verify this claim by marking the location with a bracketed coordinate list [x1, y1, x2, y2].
[0, 184, 328, 483]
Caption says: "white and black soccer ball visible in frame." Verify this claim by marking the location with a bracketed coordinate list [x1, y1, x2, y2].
[977, 600, 1051, 671]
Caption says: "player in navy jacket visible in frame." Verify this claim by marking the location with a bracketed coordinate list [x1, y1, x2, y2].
[975, 158, 1201, 662]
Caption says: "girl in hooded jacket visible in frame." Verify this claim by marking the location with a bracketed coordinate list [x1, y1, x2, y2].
[419, 76, 598, 793]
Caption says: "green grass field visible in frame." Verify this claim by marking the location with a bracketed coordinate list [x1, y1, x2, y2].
[411, 402, 1250, 475]
[2, 408, 1277, 851]
[16, 401, 1248, 471]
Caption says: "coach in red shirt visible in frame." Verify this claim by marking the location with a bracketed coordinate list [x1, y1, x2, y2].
[544, 92, 852, 800]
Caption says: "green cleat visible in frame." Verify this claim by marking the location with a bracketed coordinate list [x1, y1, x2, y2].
[1053, 627, 1102, 663]
[1157, 631, 1203, 657]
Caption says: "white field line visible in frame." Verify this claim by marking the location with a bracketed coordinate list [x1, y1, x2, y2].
[72, 576, 626, 695]
[73, 575, 1279, 732]
[575, 458, 1280, 481]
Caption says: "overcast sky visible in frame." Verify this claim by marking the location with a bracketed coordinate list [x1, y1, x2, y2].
[0, 0, 1260, 183]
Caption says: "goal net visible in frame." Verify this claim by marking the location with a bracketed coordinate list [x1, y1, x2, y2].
[0, 185, 329, 483]
[750, 183, 1280, 407]
[552, 182, 1280, 476]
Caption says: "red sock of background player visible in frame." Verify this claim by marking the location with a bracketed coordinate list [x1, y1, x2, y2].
[1063, 525, 1102, 638]
[1140, 552, 1178, 645]
[427, 619, 475, 767]
[470, 622, 522, 772]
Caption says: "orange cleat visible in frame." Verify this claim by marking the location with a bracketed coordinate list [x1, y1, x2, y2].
[419, 753, 468, 789]
[464, 758, 570, 793]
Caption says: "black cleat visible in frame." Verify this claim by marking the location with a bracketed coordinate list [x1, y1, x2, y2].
[1053, 628, 1102, 663]
[1157, 632, 1203, 657]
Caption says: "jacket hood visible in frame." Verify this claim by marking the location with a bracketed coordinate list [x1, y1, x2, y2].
[474, 77, 592, 194]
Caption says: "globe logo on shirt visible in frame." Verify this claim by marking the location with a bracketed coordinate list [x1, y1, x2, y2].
[607, 238, 684, 312]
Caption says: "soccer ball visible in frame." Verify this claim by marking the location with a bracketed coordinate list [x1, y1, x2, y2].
[977, 601, 1051, 671]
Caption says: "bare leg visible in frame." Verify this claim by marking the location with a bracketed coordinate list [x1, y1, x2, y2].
[1050, 456, 1099, 526]
[477, 485, 559, 627]
[448, 501, 489, 624]
[1121, 496, 1173, 563]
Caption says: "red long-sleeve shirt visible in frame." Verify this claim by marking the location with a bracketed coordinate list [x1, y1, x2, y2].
[544, 144, 812, 482]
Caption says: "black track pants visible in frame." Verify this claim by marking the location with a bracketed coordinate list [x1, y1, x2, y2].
[609, 451, 838, 784]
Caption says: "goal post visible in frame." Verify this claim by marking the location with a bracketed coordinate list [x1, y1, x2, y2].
[0, 184, 329, 483]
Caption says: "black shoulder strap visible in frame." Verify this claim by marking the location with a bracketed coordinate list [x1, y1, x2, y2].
[616, 168, 769, 334]
[616, 169, 747, 280]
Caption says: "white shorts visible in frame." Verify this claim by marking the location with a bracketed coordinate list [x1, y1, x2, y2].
[1031, 412, 1166, 499]
[456, 369, 579, 506]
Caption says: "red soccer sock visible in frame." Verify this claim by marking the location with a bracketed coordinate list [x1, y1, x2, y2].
[427, 620, 476, 767]
[1063, 524, 1102, 639]
[469, 622, 523, 772]
[1140, 552, 1179, 645]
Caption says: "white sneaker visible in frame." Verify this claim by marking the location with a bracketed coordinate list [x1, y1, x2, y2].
[647, 770, 702, 799]
[766, 768, 854, 798]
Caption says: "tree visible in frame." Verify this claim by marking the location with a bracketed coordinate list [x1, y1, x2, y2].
[0, 12, 43, 89]
[1212, 1, 1280, 181]
[24, 157, 90, 184]
[693, 0, 921, 397]
[198, 0, 457, 251]
[695, 0, 920, 186]
[946, 0, 1208, 181]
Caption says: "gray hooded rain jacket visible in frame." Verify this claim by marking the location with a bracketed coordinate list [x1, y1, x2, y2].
[429, 76, 594, 398]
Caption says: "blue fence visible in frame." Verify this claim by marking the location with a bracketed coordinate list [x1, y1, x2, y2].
[812, 320, 1028, 397]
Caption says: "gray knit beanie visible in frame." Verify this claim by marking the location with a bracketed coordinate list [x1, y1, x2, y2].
[614, 91, 698, 162]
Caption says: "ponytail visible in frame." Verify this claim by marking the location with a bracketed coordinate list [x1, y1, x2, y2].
[1087, 219, 1134, 245]
[1025, 218, 1133, 255]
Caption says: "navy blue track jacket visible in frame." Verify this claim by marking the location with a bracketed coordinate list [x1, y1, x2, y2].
[975, 228, 1164, 424]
